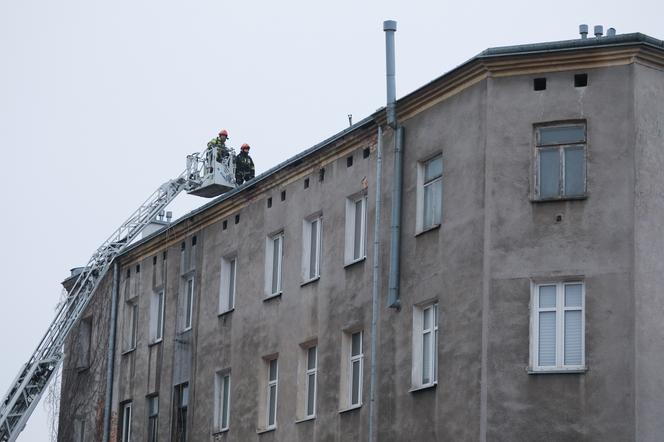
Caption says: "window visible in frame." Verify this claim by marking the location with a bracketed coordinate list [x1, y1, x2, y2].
[123, 301, 138, 351]
[302, 215, 322, 282]
[412, 303, 438, 388]
[149, 290, 165, 343]
[73, 417, 85, 442]
[214, 371, 231, 432]
[416, 155, 442, 232]
[122, 302, 137, 352]
[530, 282, 585, 372]
[340, 330, 363, 409]
[534, 123, 587, 200]
[533, 77, 547, 91]
[120, 402, 132, 442]
[76, 316, 93, 371]
[266, 358, 278, 429]
[173, 383, 188, 442]
[219, 256, 237, 313]
[265, 232, 284, 296]
[147, 396, 158, 442]
[345, 194, 367, 264]
[182, 277, 194, 331]
[304, 346, 317, 418]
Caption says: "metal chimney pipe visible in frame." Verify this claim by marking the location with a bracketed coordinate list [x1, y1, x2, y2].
[579, 24, 588, 39]
[607, 27, 616, 37]
[594, 25, 604, 38]
[384, 20, 397, 129]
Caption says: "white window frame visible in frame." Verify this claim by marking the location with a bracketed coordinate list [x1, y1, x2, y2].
[340, 330, 363, 409]
[147, 395, 158, 442]
[219, 255, 237, 313]
[344, 194, 367, 265]
[121, 401, 132, 442]
[534, 123, 587, 200]
[411, 303, 438, 389]
[123, 301, 138, 352]
[302, 214, 322, 282]
[149, 290, 165, 343]
[265, 232, 284, 297]
[182, 277, 194, 331]
[416, 154, 443, 233]
[266, 358, 278, 429]
[530, 281, 586, 372]
[304, 345, 317, 418]
[214, 371, 231, 432]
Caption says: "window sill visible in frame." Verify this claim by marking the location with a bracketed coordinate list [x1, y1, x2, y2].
[256, 426, 276, 435]
[148, 339, 163, 348]
[295, 416, 316, 424]
[527, 366, 588, 374]
[301, 276, 320, 287]
[344, 257, 366, 268]
[218, 308, 235, 317]
[409, 382, 437, 393]
[263, 292, 282, 302]
[212, 428, 229, 435]
[415, 224, 440, 237]
[121, 347, 136, 356]
[530, 195, 587, 203]
[338, 404, 362, 414]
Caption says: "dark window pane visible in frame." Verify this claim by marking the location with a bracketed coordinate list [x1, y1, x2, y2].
[539, 149, 560, 198]
[309, 220, 318, 279]
[228, 259, 236, 309]
[307, 347, 317, 370]
[564, 146, 585, 196]
[268, 385, 276, 425]
[539, 126, 585, 145]
[222, 376, 229, 428]
[353, 200, 363, 260]
[307, 373, 316, 415]
[351, 332, 361, 356]
[351, 361, 361, 404]
[269, 359, 277, 381]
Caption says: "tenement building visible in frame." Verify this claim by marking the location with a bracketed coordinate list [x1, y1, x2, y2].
[58, 31, 664, 442]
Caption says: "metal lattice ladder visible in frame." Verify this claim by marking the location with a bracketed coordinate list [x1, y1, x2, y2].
[0, 146, 236, 441]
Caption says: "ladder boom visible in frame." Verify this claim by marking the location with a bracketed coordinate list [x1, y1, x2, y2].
[0, 168, 194, 442]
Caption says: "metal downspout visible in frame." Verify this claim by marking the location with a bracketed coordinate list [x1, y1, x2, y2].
[368, 126, 383, 442]
[102, 262, 119, 442]
[384, 20, 402, 309]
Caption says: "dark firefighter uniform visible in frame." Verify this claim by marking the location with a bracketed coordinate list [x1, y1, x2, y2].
[235, 144, 255, 185]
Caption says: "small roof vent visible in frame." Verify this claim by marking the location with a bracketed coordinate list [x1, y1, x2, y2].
[594, 25, 604, 38]
[606, 27, 617, 37]
[579, 24, 588, 39]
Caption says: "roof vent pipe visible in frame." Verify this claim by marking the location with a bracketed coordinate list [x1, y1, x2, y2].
[579, 24, 588, 39]
[607, 27, 616, 37]
[594, 25, 604, 38]
[384, 20, 398, 129]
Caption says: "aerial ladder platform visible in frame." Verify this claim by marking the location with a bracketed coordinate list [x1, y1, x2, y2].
[0, 147, 236, 442]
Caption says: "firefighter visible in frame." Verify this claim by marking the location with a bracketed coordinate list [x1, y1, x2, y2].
[207, 129, 230, 162]
[235, 143, 255, 185]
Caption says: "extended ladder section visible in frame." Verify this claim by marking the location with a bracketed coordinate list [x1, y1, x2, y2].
[0, 148, 235, 442]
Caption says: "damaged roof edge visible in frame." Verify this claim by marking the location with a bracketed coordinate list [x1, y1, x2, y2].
[120, 115, 376, 256]
[117, 31, 663, 259]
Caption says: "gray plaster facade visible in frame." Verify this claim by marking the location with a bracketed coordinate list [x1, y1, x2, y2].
[59, 33, 664, 442]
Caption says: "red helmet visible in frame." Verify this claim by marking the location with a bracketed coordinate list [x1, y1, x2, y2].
[241, 143, 250, 150]
[219, 129, 229, 137]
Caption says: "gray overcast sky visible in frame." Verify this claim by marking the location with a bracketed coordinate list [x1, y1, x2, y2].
[1, 0, 661, 439]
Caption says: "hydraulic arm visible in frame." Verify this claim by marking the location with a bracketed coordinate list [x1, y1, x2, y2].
[0, 147, 231, 442]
